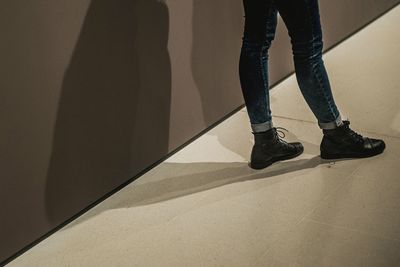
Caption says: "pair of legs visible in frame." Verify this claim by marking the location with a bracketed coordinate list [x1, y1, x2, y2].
[239, 0, 343, 132]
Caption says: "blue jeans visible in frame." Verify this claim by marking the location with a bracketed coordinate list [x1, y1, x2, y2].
[239, 0, 343, 132]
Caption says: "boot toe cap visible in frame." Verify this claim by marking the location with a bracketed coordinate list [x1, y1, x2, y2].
[292, 142, 304, 153]
[369, 138, 385, 151]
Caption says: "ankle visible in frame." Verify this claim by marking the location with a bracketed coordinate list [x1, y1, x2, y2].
[318, 114, 344, 130]
[251, 120, 273, 133]
[253, 128, 276, 143]
[322, 120, 349, 136]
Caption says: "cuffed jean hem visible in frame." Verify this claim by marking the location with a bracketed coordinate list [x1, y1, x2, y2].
[318, 114, 343, 130]
[251, 120, 273, 133]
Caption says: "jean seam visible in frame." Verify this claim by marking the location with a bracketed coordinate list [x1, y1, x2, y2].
[259, 46, 269, 123]
[311, 63, 337, 121]
[259, 5, 275, 124]
[259, 13, 270, 124]
[306, 0, 337, 122]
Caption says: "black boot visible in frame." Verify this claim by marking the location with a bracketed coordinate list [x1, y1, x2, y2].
[250, 127, 304, 170]
[320, 120, 385, 159]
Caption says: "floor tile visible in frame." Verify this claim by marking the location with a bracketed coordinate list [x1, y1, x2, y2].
[255, 220, 400, 267]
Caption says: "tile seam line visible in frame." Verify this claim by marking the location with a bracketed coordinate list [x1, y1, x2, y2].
[304, 218, 400, 243]
[271, 115, 317, 125]
[256, 213, 400, 264]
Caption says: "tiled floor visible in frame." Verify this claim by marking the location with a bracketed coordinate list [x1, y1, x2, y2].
[9, 5, 400, 267]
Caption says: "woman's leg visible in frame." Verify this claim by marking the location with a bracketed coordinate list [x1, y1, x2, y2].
[240, 0, 304, 170]
[275, 0, 385, 159]
[239, 0, 278, 133]
[275, 0, 343, 129]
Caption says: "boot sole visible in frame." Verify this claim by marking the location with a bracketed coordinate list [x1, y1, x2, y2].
[320, 147, 385, 160]
[250, 147, 304, 170]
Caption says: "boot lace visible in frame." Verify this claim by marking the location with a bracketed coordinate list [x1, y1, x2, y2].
[343, 121, 364, 144]
[275, 127, 287, 138]
[274, 127, 290, 145]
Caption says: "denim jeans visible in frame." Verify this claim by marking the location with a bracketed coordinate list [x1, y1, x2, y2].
[239, 0, 343, 132]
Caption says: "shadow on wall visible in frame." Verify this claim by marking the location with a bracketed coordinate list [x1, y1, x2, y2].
[191, 0, 245, 126]
[45, 0, 171, 224]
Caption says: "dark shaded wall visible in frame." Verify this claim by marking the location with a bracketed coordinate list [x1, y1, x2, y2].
[1, 0, 398, 264]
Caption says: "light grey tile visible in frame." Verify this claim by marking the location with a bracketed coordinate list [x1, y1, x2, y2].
[255, 220, 400, 267]
[307, 156, 400, 241]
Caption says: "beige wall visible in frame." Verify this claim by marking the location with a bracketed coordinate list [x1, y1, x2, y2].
[1, 0, 398, 264]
